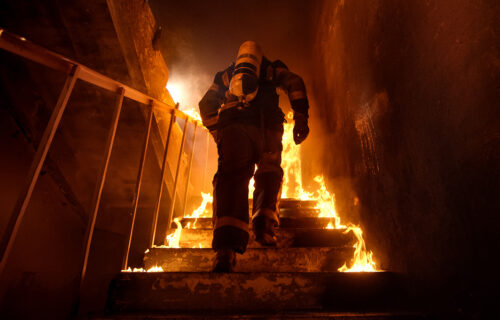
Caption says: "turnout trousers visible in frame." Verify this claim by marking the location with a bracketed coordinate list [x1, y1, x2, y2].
[212, 122, 284, 253]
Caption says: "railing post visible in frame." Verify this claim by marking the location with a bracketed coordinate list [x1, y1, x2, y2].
[0, 65, 80, 280]
[79, 87, 124, 292]
[165, 116, 189, 235]
[181, 123, 198, 216]
[122, 101, 154, 270]
[149, 109, 176, 247]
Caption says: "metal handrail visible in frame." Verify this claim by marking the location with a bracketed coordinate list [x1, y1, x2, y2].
[0, 29, 208, 312]
[0, 29, 201, 124]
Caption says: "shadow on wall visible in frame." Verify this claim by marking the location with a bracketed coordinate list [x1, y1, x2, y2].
[309, 0, 499, 309]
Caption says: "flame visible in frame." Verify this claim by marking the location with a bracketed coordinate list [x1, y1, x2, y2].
[184, 192, 213, 229]
[181, 108, 202, 121]
[280, 112, 378, 272]
[248, 176, 255, 197]
[165, 218, 182, 248]
[281, 113, 313, 200]
[185, 192, 213, 219]
[122, 265, 164, 272]
[338, 226, 377, 272]
[146, 265, 164, 272]
[248, 165, 257, 197]
[165, 78, 202, 121]
[166, 81, 183, 105]
[171, 105, 378, 271]
[313, 176, 342, 222]
[166, 71, 212, 110]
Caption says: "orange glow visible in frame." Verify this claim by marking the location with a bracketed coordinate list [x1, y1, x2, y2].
[181, 108, 202, 121]
[166, 82, 183, 104]
[281, 113, 313, 200]
[185, 192, 213, 219]
[281, 112, 378, 272]
[248, 166, 256, 197]
[165, 218, 182, 248]
[338, 226, 377, 272]
[122, 265, 164, 272]
[173, 106, 378, 272]
[184, 192, 213, 229]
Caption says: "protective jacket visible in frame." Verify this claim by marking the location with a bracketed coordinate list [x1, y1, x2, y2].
[199, 56, 309, 133]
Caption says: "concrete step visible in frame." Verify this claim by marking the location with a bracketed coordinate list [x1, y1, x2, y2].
[190, 199, 320, 218]
[175, 217, 335, 229]
[273, 199, 320, 217]
[278, 198, 317, 208]
[106, 272, 404, 314]
[144, 247, 353, 272]
[178, 228, 356, 248]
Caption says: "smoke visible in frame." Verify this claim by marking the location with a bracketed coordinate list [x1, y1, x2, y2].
[149, 0, 318, 187]
[155, 24, 214, 112]
[150, 0, 315, 114]
[166, 65, 212, 112]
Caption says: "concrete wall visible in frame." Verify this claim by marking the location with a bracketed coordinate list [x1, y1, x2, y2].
[309, 0, 499, 309]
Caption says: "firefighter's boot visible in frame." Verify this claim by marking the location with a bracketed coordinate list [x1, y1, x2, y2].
[212, 248, 236, 272]
[252, 209, 279, 247]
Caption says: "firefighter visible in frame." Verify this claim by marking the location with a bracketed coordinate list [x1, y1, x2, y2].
[199, 41, 309, 272]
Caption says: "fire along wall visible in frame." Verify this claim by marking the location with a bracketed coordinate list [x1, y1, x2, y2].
[308, 0, 499, 297]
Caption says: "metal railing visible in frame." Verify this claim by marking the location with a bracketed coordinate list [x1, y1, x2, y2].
[0, 29, 211, 306]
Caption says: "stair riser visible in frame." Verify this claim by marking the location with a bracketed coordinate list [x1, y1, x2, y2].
[176, 217, 335, 229]
[192, 207, 320, 218]
[107, 272, 401, 313]
[189, 199, 319, 218]
[145, 248, 353, 272]
[178, 229, 355, 248]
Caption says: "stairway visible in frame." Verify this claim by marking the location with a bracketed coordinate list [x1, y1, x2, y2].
[101, 199, 421, 319]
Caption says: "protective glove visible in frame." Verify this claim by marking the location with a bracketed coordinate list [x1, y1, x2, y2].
[293, 112, 309, 145]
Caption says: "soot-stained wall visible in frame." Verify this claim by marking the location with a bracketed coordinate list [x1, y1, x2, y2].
[309, 0, 499, 303]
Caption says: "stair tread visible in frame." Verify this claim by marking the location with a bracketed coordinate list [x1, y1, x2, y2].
[178, 228, 355, 248]
[176, 217, 337, 229]
[145, 247, 354, 272]
[107, 271, 404, 314]
[197, 199, 320, 217]
[277, 198, 317, 206]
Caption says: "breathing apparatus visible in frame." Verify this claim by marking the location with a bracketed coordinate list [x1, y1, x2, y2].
[228, 40, 263, 106]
